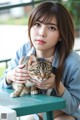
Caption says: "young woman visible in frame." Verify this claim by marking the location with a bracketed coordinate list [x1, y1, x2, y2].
[0, 1, 80, 120]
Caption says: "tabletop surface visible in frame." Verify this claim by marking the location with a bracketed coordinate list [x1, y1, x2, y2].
[0, 88, 66, 116]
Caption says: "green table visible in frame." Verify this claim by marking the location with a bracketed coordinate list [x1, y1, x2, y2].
[0, 88, 66, 120]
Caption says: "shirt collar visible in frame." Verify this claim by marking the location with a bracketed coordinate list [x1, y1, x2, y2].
[52, 49, 59, 69]
[27, 46, 36, 56]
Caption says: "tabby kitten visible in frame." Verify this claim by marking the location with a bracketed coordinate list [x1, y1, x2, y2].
[10, 55, 52, 98]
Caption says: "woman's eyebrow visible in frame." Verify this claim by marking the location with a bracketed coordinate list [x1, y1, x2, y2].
[37, 20, 58, 27]
[47, 23, 58, 27]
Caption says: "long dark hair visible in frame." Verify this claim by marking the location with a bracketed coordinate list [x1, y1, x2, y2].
[28, 1, 74, 92]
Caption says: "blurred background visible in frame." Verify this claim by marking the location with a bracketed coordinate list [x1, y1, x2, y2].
[0, 0, 80, 77]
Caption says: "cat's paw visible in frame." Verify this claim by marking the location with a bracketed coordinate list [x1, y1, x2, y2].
[20, 88, 30, 96]
[10, 93, 19, 98]
[31, 90, 38, 95]
[20, 91, 29, 96]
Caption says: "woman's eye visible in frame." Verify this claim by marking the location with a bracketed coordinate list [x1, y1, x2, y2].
[35, 22, 41, 27]
[48, 26, 56, 31]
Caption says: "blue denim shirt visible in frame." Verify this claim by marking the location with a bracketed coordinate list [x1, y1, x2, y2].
[0, 42, 80, 119]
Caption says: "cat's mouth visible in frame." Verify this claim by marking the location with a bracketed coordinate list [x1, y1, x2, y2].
[34, 79, 46, 82]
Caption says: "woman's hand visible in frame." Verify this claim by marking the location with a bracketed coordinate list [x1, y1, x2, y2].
[31, 73, 56, 90]
[6, 64, 30, 85]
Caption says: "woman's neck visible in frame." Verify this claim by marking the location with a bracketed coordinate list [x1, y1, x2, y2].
[36, 50, 54, 63]
[36, 49, 55, 58]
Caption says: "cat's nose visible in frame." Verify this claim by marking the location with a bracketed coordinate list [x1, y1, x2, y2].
[41, 73, 45, 79]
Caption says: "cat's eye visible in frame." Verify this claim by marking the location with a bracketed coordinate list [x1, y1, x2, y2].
[34, 70, 40, 74]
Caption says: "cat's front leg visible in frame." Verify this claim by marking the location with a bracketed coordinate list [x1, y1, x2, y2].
[31, 86, 38, 94]
[20, 86, 30, 96]
[10, 83, 24, 98]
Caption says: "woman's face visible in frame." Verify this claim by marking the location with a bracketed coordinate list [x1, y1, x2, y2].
[30, 16, 60, 52]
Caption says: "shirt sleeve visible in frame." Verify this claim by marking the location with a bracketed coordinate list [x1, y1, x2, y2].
[0, 42, 30, 88]
[61, 54, 80, 115]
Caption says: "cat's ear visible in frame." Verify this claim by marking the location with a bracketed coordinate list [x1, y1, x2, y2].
[28, 55, 37, 65]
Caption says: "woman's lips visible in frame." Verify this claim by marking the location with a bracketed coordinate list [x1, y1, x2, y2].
[36, 40, 46, 44]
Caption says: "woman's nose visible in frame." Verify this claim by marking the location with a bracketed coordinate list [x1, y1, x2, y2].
[39, 27, 47, 37]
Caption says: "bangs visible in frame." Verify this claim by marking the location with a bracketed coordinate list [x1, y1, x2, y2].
[38, 14, 54, 24]
[32, 9, 55, 25]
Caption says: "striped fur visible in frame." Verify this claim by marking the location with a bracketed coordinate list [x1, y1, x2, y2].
[10, 55, 52, 98]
